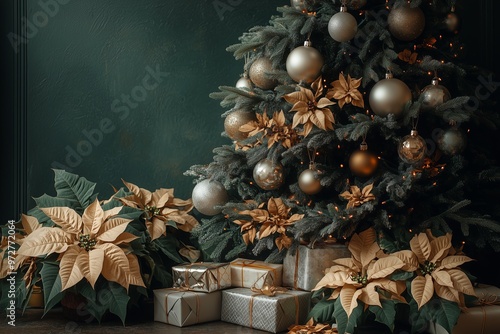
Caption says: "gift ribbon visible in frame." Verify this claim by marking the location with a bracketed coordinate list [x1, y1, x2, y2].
[477, 293, 499, 334]
[231, 259, 278, 288]
[162, 288, 200, 325]
[247, 286, 299, 329]
[293, 247, 300, 290]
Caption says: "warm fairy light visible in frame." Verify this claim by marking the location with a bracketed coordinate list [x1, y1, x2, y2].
[334, 206, 339, 211]
[412, 171, 417, 176]
[449, 43, 453, 47]
[337, 145, 341, 149]
[402, 176, 406, 180]
[381, 201, 387, 205]
[462, 241, 466, 245]
[377, 156, 381, 160]
[249, 181, 253, 185]
[349, 214, 353, 219]
[409, 229, 413, 233]
[388, 214, 393, 218]
[428, 71, 433, 75]
[433, 182, 437, 186]
[225, 214, 229, 219]
[315, 152, 320, 156]
[318, 211, 323, 214]
[300, 161, 304, 164]
[441, 60, 445, 64]
[467, 129, 471, 133]
[439, 35, 442, 39]
[340, 164, 344, 168]
[307, 200, 312, 206]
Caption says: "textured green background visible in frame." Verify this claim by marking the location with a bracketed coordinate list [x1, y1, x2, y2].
[26, 0, 281, 203]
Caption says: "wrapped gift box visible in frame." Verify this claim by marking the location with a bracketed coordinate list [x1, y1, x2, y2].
[153, 288, 221, 327]
[172, 262, 231, 292]
[230, 258, 282, 289]
[283, 243, 351, 291]
[221, 287, 311, 333]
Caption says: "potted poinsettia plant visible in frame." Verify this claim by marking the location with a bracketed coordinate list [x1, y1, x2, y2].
[310, 228, 476, 334]
[0, 169, 199, 323]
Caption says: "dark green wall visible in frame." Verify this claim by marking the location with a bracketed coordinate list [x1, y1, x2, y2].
[23, 0, 280, 207]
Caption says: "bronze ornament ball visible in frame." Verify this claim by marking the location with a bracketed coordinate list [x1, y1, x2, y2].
[421, 78, 451, 111]
[398, 130, 427, 164]
[438, 128, 467, 155]
[224, 109, 257, 141]
[298, 168, 322, 195]
[388, 5, 426, 41]
[192, 179, 229, 216]
[369, 73, 412, 118]
[248, 57, 277, 90]
[253, 159, 284, 190]
[286, 41, 324, 84]
[349, 144, 378, 177]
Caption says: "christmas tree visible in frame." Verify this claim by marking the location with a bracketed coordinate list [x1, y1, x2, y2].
[186, 0, 500, 331]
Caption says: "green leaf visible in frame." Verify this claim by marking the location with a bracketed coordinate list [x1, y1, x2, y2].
[106, 282, 131, 325]
[86, 297, 108, 323]
[333, 297, 348, 334]
[408, 299, 431, 334]
[431, 299, 461, 334]
[309, 298, 336, 324]
[153, 263, 173, 287]
[53, 169, 97, 210]
[369, 299, 396, 331]
[40, 263, 63, 316]
[33, 194, 78, 211]
[77, 281, 96, 302]
[391, 271, 414, 281]
[153, 236, 182, 263]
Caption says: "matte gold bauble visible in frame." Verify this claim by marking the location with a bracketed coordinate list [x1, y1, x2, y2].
[445, 6, 459, 31]
[249, 57, 277, 90]
[398, 130, 426, 164]
[298, 164, 322, 195]
[349, 142, 378, 177]
[192, 179, 228, 216]
[253, 159, 284, 190]
[286, 40, 324, 84]
[369, 72, 412, 118]
[224, 109, 257, 141]
[421, 77, 451, 111]
[388, 5, 425, 41]
[328, 5, 358, 42]
[438, 128, 466, 155]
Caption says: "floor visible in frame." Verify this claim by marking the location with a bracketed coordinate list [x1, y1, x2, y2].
[1, 307, 271, 334]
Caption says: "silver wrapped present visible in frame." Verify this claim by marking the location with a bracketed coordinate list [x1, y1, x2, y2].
[221, 287, 311, 333]
[283, 244, 351, 291]
[230, 258, 282, 289]
[172, 262, 231, 292]
[153, 288, 221, 327]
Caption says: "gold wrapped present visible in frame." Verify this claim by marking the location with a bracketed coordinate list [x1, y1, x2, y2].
[230, 258, 282, 289]
[153, 288, 221, 327]
[221, 287, 311, 333]
[172, 262, 231, 292]
[283, 244, 351, 291]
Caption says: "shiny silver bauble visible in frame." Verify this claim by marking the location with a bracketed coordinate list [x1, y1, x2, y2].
[286, 41, 324, 84]
[369, 73, 412, 118]
[192, 179, 229, 216]
[253, 159, 284, 190]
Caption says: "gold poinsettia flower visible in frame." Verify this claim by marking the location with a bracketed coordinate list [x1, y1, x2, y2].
[283, 76, 336, 137]
[120, 180, 199, 240]
[405, 231, 475, 309]
[314, 228, 407, 317]
[234, 198, 304, 251]
[326, 72, 364, 109]
[340, 183, 376, 209]
[398, 49, 418, 64]
[288, 318, 338, 334]
[17, 199, 144, 291]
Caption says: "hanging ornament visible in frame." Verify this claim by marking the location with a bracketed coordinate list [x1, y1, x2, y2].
[387, 3, 426, 41]
[299, 152, 322, 195]
[445, 5, 459, 32]
[348, 0, 366, 10]
[328, 3, 358, 43]
[286, 40, 324, 84]
[349, 141, 378, 177]
[192, 179, 229, 216]
[253, 159, 284, 190]
[236, 54, 253, 91]
[398, 129, 426, 164]
[438, 128, 466, 155]
[290, 0, 307, 11]
[421, 76, 451, 111]
[369, 71, 412, 118]
[249, 57, 277, 90]
[224, 109, 257, 141]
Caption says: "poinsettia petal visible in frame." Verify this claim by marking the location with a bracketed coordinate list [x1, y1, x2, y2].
[98, 243, 131, 291]
[41, 207, 82, 234]
[17, 227, 73, 257]
[82, 199, 104, 237]
[411, 274, 434, 309]
[126, 253, 146, 288]
[59, 246, 85, 291]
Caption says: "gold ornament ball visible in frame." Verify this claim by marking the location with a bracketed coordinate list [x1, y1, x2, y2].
[421, 78, 451, 111]
[398, 130, 427, 164]
[438, 128, 467, 155]
[249, 57, 277, 90]
[192, 179, 229, 216]
[236, 76, 253, 91]
[388, 6, 426, 41]
[328, 7, 358, 42]
[298, 168, 322, 195]
[369, 75, 412, 118]
[253, 159, 284, 190]
[224, 109, 257, 141]
[286, 41, 324, 84]
[349, 148, 378, 177]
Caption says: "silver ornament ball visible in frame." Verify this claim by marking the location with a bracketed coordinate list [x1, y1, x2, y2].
[328, 6, 358, 42]
[438, 128, 466, 155]
[291, 0, 307, 11]
[388, 5, 426, 41]
[298, 168, 322, 195]
[249, 57, 277, 90]
[398, 130, 427, 164]
[236, 76, 253, 91]
[286, 41, 324, 84]
[421, 78, 451, 110]
[253, 159, 284, 190]
[224, 109, 257, 141]
[369, 73, 412, 118]
[192, 179, 229, 216]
